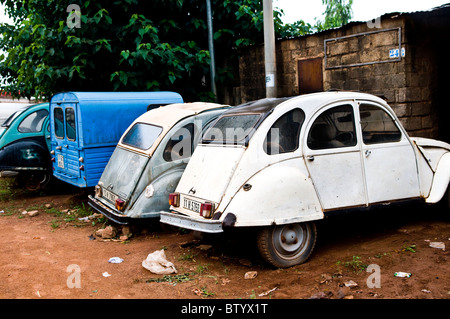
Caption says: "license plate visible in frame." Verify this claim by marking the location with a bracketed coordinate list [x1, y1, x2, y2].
[183, 198, 201, 213]
[57, 154, 64, 168]
[102, 188, 118, 203]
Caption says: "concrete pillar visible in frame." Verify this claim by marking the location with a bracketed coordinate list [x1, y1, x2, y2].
[263, 0, 277, 98]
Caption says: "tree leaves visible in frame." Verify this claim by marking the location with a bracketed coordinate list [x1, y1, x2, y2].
[0, 0, 267, 100]
[0, 0, 353, 101]
[315, 0, 353, 31]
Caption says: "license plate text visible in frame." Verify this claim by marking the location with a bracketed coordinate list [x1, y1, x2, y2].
[102, 188, 118, 203]
[183, 198, 201, 213]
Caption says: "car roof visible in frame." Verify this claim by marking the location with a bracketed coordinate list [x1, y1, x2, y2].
[134, 102, 230, 128]
[1, 102, 49, 128]
[50, 91, 183, 103]
[280, 91, 388, 114]
[225, 97, 292, 115]
[226, 91, 388, 117]
[117, 102, 230, 155]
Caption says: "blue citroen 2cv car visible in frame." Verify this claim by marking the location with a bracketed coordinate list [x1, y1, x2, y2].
[0, 103, 52, 191]
[49, 92, 183, 188]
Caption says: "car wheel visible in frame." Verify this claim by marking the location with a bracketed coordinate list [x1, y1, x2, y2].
[257, 222, 317, 268]
[24, 172, 51, 192]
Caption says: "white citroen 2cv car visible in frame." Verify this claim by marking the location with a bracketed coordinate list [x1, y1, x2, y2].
[88, 102, 229, 225]
[160, 92, 450, 268]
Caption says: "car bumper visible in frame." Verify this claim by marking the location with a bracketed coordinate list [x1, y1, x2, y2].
[88, 195, 162, 225]
[87, 195, 134, 225]
[0, 171, 19, 177]
[160, 211, 224, 233]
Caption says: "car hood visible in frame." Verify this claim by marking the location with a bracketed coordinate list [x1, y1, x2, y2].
[410, 137, 450, 151]
[411, 137, 450, 172]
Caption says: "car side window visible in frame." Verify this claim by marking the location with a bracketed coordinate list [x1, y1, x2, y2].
[264, 109, 304, 155]
[163, 123, 195, 162]
[359, 104, 402, 144]
[18, 109, 48, 133]
[54, 107, 64, 139]
[307, 104, 356, 150]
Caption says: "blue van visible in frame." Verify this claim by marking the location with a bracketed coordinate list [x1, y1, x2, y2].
[0, 103, 51, 191]
[49, 92, 183, 188]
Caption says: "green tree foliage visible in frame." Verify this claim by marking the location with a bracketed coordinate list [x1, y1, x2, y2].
[276, 0, 353, 37]
[315, 0, 353, 31]
[0, 0, 353, 101]
[0, 0, 271, 100]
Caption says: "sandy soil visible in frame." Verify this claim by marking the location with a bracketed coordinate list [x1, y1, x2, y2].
[0, 178, 449, 302]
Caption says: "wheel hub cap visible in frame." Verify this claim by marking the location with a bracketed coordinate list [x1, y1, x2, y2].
[276, 225, 304, 253]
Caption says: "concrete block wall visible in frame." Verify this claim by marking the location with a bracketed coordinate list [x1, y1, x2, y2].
[238, 14, 440, 139]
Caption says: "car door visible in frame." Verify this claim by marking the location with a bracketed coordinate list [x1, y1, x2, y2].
[304, 102, 367, 211]
[53, 103, 81, 178]
[358, 102, 420, 203]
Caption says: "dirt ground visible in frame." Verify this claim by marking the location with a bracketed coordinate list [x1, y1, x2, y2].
[0, 177, 449, 301]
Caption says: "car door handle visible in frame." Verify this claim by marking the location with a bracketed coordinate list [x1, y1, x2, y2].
[306, 155, 315, 161]
[365, 150, 371, 157]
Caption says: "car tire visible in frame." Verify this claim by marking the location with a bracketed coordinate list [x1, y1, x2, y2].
[257, 222, 317, 268]
[17, 172, 51, 192]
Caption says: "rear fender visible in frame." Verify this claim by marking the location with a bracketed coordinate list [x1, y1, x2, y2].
[0, 138, 51, 171]
[426, 152, 450, 203]
[127, 166, 186, 218]
[221, 159, 323, 227]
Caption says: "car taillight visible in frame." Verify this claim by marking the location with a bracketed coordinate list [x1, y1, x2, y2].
[200, 202, 215, 218]
[115, 198, 126, 211]
[169, 192, 180, 207]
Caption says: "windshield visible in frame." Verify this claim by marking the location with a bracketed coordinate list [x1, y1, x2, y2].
[121, 122, 163, 150]
[203, 113, 261, 145]
[100, 147, 149, 198]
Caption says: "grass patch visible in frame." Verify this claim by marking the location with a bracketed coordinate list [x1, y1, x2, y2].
[0, 178, 21, 209]
[146, 273, 195, 286]
[336, 255, 368, 273]
[178, 250, 198, 262]
[401, 244, 417, 253]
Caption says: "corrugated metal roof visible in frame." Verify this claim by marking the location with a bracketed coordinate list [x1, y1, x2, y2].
[363, 2, 450, 22]
[276, 2, 450, 41]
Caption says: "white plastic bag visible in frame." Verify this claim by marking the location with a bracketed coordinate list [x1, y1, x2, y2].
[142, 249, 177, 275]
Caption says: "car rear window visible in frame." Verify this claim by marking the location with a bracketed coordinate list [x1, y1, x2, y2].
[121, 123, 163, 150]
[203, 114, 261, 145]
[54, 107, 64, 139]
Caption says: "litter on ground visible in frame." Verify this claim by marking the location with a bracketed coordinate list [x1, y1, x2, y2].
[142, 249, 177, 275]
[108, 257, 124, 264]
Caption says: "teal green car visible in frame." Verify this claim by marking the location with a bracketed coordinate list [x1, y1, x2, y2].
[0, 103, 52, 191]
